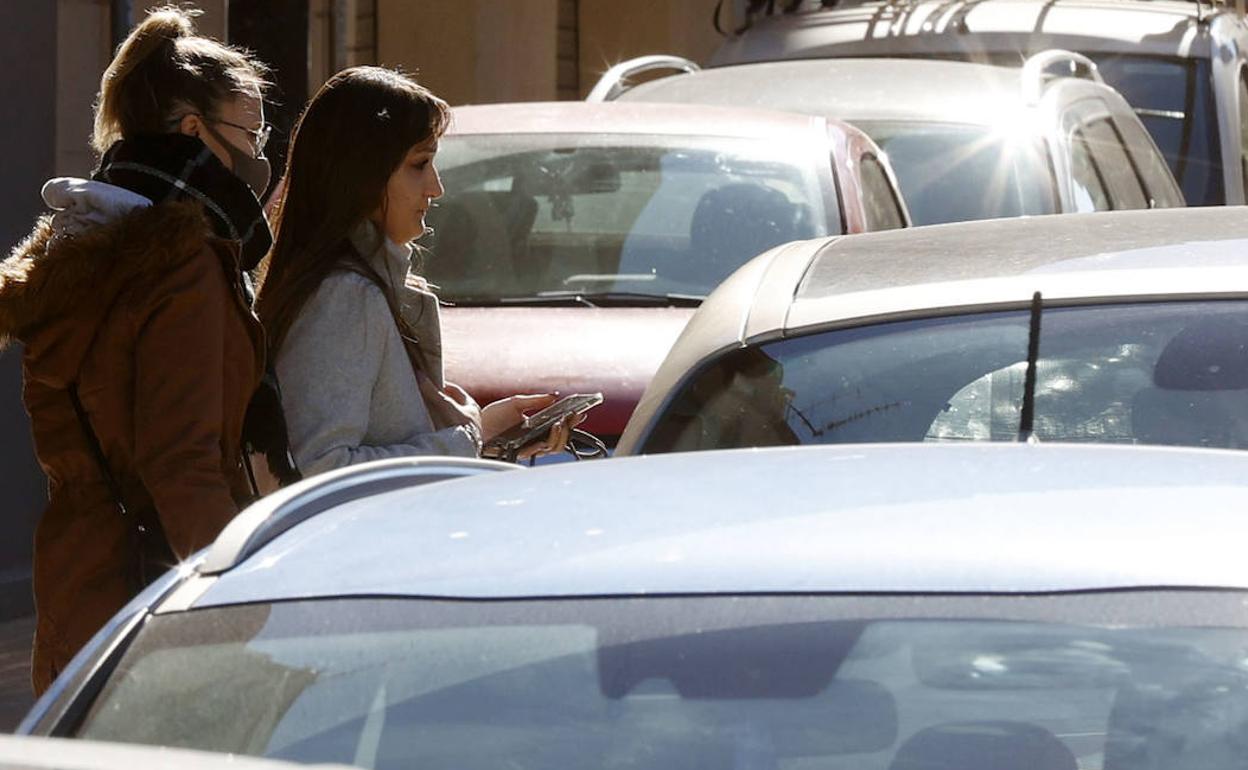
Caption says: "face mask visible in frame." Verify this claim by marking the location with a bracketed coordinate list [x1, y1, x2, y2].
[203, 122, 272, 199]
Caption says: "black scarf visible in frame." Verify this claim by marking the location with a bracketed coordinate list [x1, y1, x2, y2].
[94, 134, 272, 272]
[96, 134, 301, 490]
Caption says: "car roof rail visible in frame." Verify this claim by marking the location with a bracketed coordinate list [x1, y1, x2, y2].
[1195, 0, 1245, 20]
[586, 55, 701, 102]
[199, 456, 515, 576]
[1021, 49, 1104, 105]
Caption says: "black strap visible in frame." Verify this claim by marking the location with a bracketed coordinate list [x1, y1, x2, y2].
[67, 383, 134, 524]
[67, 384, 173, 590]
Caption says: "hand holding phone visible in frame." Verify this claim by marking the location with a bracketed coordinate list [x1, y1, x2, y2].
[482, 392, 603, 461]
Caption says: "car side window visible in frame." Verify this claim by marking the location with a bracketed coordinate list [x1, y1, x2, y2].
[1113, 115, 1184, 208]
[859, 153, 905, 231]
[1080, 118, 1149, 209]
[1238, 69, 1248, 191]
[1069, 129, 1112, 212]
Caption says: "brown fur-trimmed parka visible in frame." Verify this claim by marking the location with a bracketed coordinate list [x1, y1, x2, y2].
[0, 199, 263, 693]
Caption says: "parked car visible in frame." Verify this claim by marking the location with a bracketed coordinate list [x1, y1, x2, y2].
[20, 445, 1248, 770]
[602, 52, 1185, 225]
[0, 734, 355, 770]
[428, 101, 907, 442]
[618, 206, 1248, 455]
[710, 0, 1248, 206]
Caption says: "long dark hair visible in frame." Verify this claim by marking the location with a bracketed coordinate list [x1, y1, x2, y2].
[256, 66, 450, 354]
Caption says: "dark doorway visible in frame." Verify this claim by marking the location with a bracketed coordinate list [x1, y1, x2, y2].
[0, 1, 57, 622]
[229, 0, 310, 200]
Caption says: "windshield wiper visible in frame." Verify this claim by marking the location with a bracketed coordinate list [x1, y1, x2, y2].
[1018, 291, 1042, 444]
[449, 291, 705, 308]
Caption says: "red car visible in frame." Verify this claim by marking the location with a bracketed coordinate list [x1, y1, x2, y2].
[428, 101, 908, 443]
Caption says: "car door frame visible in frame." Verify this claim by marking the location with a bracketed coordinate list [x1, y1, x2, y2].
[830, 123, 912, 233]
[802, 116, 849, 237]
[1210, 13, 1248, 205]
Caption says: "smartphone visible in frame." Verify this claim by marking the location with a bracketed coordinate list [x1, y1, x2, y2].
[482, 392, 604, 459]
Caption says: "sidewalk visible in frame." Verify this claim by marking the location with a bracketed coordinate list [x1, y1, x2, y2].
[0, 614, 33, 732]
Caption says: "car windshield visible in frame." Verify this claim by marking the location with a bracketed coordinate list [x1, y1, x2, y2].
[1081, 54, 1223, 206]
[642, 300, 1248, 453]
[853, 120, 1057, 225]
[76, 593, 1248, 770]
[423, 134, 830, 304]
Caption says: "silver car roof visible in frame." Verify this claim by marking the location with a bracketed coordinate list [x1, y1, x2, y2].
[622, 57, 1025, 126]
[796, 205, 1248, 303]
[446, 100, 840, 140]
[180, 443, 1248, 607]
[710, 0, 1217, 64]
[677, 207, 1248, 341]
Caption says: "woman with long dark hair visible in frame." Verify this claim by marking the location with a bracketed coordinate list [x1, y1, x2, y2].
[258, 67, 570, 475]
[0, 7, 279, 692]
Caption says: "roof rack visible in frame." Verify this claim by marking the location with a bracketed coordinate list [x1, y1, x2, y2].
[746, 0, 1243, 11]
[1021, 49, 1103, 104]
[586, 55, 701, 102]
[199, 456, 515, 575]
[728, 0, 1245, 25]
[1196, 0, 1245, 19]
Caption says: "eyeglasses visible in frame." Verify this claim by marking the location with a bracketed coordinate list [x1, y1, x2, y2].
[196, 115, 273, 158]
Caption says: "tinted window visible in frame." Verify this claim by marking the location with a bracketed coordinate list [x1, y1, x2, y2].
[1090, 55, 1224, 205]
[855, 121, 1057, 225]
[75, 593, 1248, 770]
[1069, 128, 1112, 212]
[426, 135, 830, 302]
[643, 301, 1248, 453]
[1239, 70, 1248, 191]
[1113, 114, 1185, 208]
[859, 154, 905, 231]
[1080, 117, 1148, 209]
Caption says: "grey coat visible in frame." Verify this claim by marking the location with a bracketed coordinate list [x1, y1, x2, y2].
[276, 222, 479, 477]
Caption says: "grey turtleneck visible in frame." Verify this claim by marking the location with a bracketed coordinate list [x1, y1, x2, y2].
[275, 221, 478, 477]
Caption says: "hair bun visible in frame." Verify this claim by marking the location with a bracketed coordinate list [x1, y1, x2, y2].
[133, 6, 197, 42]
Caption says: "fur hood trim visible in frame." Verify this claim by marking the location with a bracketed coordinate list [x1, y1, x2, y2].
[0, 201, 218, 353]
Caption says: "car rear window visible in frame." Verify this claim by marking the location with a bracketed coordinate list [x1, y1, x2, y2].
[882, 52, 1224, 206]
[642, 300, 1248, 453]
[1088, 54, 1224, 206]
[424, 134, 831, 303]
[74, 593, 1248, 770]
[853, 121, 1058, 225]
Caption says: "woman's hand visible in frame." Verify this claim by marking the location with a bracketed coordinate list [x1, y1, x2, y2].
[442, 382, 481, 422]
[481, 394, 583, 459]
[418, 376, 481, 429]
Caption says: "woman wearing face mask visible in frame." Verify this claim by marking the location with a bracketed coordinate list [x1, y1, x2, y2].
[0, 7, 282, 693]
[258, 67, 573, 476]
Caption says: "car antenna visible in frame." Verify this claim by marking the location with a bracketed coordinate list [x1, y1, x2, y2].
[1018, 291, 1042, 443]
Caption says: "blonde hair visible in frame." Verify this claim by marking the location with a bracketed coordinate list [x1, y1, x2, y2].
[92, 5, 269, 154]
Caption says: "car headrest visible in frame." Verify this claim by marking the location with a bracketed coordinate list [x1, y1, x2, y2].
[888, 721, 1077, 770]
[424, 190, 519, 291]
[1153, 317, 1248, 390]
[689, 182, 798, 280]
